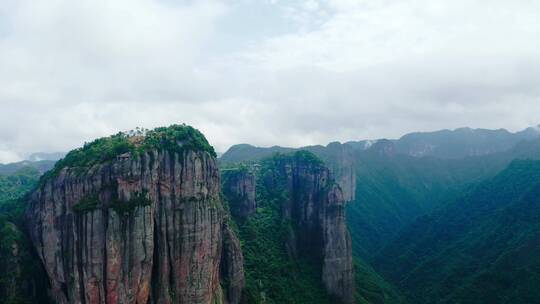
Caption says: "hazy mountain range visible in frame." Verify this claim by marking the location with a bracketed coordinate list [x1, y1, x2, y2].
[221, 125, 540, 163]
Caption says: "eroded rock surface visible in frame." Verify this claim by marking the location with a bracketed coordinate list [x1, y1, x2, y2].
[27, 149, 244, 304]
[221, 168, 256, 220]
[260, 152, 355, 303]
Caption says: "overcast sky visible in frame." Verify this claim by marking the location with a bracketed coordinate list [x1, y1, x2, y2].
[1, 0, 540, 162]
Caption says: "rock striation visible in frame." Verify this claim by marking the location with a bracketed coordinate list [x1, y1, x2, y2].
[307, 142, 356, 202]
[221, 168, 256, 220]
[26, 126, 244, 304]
[219, 143, 357, 203]
[259, 151, 355, 303]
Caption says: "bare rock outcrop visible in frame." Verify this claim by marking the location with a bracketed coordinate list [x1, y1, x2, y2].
[26, 126, 244, 304]
[220, 224, 245, 304]
[221, 168, 256, 220]
[305, 142, 356, 202]
[261, 151, 355, 303]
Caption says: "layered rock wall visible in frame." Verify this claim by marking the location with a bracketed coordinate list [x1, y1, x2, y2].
[27, 149, 244, 304]
[221, 169, 256, 220]
[263, 154, 355, 303]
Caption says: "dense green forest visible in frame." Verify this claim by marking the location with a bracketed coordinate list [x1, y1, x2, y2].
[374, 160, 540, 303]
[353, 258, 405, 304]
[347, 138, 540, 259]
[0, 167, 50, 304]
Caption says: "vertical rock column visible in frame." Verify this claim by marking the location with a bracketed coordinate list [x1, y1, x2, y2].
[265, 153, 355, 304]
[27, 150, 244, 304]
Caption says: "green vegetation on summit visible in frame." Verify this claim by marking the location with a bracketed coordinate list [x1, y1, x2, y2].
[234, 152, 335, 303]
[1, 124, 219, 304]
[42, 124, 216, 181]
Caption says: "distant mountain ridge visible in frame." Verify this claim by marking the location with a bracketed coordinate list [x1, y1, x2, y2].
[0, 151, 66, 176]
[219, 144, 294, 163]
[0, 160, 55, 175]
[221, 125, 540, 162]
[0, 152, 64, 175]
[370, 126, 540, 159]
[27, 152, 65, 162]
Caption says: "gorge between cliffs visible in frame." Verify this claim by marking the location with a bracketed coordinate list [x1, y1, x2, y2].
[22, 125, 355, 304]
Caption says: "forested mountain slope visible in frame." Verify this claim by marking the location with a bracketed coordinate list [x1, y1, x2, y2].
[346, 126, 540, 159]
[347, 139, 540, 257]
[373, 160, 540, 303]
[222, 151, 355, 303]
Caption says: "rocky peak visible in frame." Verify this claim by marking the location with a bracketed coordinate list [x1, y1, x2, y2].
[26, 125, 244, 304]
[259, 151, 355, 303]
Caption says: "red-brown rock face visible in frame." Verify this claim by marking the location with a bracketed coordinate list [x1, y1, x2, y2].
[26, 150, 244, 304]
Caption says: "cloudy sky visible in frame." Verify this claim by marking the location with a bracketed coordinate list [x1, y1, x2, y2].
[1, 0, 540, 162]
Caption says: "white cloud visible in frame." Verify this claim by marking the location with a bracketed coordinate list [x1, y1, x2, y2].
[0, 150, 22, 163]
[1, 0, 540, 163]
[246, 0, 540, 71]
[0, 0, 227, 105]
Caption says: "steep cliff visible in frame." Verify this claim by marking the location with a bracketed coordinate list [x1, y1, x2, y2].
[221, 166, 257, 219]
[26, 125, 244, 304]
[0, 169, 52, 304]
[225, 151, 354, 304]
[220, 142, 356, 203]
[304, 142, 356, 202]
[268, 151, 354, 303]
[0, 219, 51, 303]
[221, 167, 256, 220]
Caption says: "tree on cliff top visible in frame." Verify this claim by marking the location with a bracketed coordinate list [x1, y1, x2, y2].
[41, 124, 216, 183]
